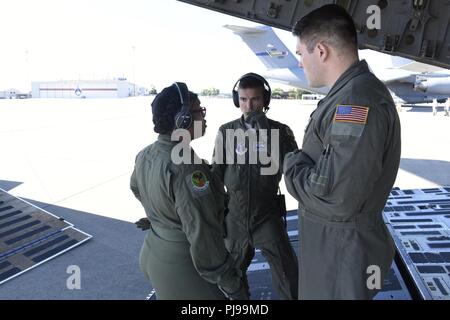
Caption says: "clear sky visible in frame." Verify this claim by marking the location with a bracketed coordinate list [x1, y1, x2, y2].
[0, 0, 300, 93]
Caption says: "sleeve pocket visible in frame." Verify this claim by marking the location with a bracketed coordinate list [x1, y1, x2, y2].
[309, 144, 334, 197]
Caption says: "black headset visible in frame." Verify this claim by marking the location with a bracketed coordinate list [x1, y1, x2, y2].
[232, 72, 271, 111]
[173, 82, 193, 130]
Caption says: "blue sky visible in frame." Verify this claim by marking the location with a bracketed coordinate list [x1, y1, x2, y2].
[0, 0, 299, 93]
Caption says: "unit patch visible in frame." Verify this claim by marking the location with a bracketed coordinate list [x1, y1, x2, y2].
[191, 170, 210, 192]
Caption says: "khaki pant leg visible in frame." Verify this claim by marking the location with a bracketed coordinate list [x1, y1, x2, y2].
[139, 231, 226, 300]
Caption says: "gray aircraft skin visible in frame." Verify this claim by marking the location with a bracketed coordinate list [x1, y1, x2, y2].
[412, 74, 450, 101]
[390, 80, 449, 105]
[224, 24, 450, 106]
[177, 0, 450, 105]
[176, 0, 450, 70]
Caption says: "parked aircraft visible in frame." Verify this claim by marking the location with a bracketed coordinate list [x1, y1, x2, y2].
[226, 25, 450, 108]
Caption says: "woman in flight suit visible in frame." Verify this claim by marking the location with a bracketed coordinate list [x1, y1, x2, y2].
[130, 83, 247, 300]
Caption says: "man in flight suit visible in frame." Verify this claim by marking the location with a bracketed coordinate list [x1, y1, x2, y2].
[131, 84, 247, 299]
[212, 73, 298, 299]
[284, 5, 401, 299]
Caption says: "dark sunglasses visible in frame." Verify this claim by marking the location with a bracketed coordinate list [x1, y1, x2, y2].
[192, 107, 206, 117]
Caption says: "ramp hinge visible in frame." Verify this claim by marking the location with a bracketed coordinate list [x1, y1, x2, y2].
[267, 2, 281, 19]
[382, 34, 400, 52]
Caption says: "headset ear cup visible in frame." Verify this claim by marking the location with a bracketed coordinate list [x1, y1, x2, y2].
[175, 109, 193, 129]
[232, 89, 240, 108]
[173, 82, 193, 129]
[264, 90, 271, 108]
[185, 114, 193, 129]
[232, 78, 240, 108]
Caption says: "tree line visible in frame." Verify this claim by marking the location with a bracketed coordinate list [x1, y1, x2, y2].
[199, 87, 308, 99]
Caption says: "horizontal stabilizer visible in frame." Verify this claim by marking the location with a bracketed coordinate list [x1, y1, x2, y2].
[224, 24, 298, 70]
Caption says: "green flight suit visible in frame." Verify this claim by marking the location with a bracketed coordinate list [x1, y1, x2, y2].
[130, 134, 244, 300]
[212, 113, 299, 300]
[284, 60, 401, 299]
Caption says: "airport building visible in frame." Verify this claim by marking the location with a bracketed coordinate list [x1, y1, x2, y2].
[0, 89, 18, 99]
[31, 79, 138, 98]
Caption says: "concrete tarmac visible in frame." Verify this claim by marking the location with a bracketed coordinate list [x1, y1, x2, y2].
[1, 96, 449, 299]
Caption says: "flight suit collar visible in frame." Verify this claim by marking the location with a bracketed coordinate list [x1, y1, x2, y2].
[238, 114, 268, 130]
[326, 59, 370, 100]
[239, 115, 250, 130]
[157, 133, 198, 163]
[157, 134, 179, 145]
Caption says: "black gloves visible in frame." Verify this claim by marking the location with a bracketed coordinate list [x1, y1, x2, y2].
[135, 217, 151, 231]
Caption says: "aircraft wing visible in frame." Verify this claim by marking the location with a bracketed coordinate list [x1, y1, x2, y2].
[382, 73, 416, 84]
[373, 55, 449, 84]
[389, 57, 444, 73]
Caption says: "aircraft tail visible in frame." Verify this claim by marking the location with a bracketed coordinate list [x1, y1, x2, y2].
[224, 25, 298, 70]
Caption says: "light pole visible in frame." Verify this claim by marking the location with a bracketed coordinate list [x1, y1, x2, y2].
[132, 45, 136, 96]
[25, 49, 30, 95]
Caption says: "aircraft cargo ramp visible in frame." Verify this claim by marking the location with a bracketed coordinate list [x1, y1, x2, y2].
[243, 186, 450, 300]
[245, 210, 412, 300]
[384, 186, 450, 299]
[2, 184, 450, 300]
[0, 188, 92, 284]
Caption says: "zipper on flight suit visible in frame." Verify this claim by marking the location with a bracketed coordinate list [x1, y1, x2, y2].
[324, 144, 331, 156]
[246, 131, 252, 241]
[322, 143, 333, 194]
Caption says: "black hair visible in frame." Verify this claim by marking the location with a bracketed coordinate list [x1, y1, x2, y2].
[151, 84, 198, 134]
[292, 4, 357, 54]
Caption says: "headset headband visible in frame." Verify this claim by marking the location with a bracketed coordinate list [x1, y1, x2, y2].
[173, 82, 189, 107]
[233, 73, 269, 92]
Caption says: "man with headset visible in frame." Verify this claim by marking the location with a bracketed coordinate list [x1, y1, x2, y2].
[211, 73, 299, 299]
[131, 83, 248, 299]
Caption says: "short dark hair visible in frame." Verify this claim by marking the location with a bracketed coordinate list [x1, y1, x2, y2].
[238, 76, 265, 90]
[151, 84, 198, 134]
[292, 4, 357, 54]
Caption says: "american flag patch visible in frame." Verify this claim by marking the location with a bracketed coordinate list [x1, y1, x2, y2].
[334, 105, 369, 124]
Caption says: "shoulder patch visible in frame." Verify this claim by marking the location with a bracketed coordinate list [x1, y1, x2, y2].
[331, 105, 370, 138]
[334, 105, 369, 124]
[190, 170, 210, 192]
